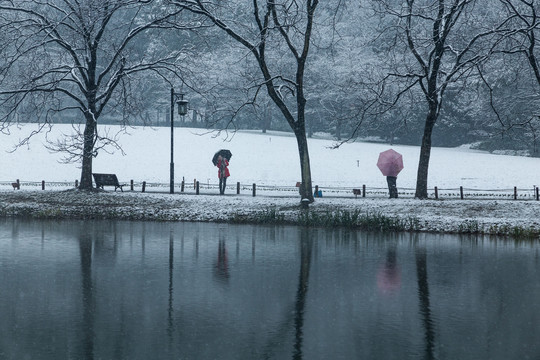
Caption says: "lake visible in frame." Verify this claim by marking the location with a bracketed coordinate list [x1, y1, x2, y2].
[1, 219, 539, 359]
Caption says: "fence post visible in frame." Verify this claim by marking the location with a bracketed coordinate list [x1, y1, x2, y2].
[362, 184, 366, 198]
[514, 186, 517, 200]
[460, 186, 464, 200]
[196, 181, 200, 195]
[537, 187, 539, 201]
[252, 183, 256, 197]
[130, 180, 134, 191]
[237, 182, 240, 194]
[194, 178, 197, 190]
[434, 186, 438, 200]
[142, 181, 146, 193]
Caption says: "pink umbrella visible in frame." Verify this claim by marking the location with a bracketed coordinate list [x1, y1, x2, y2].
[377, 149, 404, 177]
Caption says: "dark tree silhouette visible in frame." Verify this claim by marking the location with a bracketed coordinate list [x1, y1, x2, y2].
[168, 0, 323, 202]
[0, 1, 188, 189]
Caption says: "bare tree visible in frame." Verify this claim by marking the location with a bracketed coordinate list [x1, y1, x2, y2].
[168, 0, 322, 202]
[374, 0, 504, 198]
[477, 1, 540, 155]
[0, 0, 190, 190]
[497, 0, 540, 85]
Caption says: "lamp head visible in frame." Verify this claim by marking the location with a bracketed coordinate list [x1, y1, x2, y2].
[176, 94, 188, 116]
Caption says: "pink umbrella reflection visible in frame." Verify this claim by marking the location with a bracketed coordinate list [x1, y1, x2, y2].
[377, 248, 401, 295]
[377, 149, 404, 177]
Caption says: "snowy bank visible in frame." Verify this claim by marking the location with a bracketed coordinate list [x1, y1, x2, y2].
[2, 124, 540, 237]
[1, 189, 539, 237]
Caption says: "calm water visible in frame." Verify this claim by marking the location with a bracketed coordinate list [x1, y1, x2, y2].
[1, 219, 540, 360]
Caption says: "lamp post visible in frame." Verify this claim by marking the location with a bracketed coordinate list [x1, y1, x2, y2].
[170, 87, 188, 194]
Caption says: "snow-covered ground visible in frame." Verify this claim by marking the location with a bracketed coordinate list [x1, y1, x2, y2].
[3, 123, 540, 190]
[1, 124, 540, 235]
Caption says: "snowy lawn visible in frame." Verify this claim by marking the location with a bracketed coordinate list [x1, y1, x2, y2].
[1, 124, 540, 236]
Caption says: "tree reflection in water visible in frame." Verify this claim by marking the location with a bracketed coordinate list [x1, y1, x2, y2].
[293, 227, 313, 360]
[4, 221, 539, 359]
[78, 224, 95, 360]
[416, 246, 435, 360]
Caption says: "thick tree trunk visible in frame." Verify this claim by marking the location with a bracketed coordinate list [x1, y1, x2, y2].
[415, 107, 437, 199]
[79, 117, 96, 190]
[295, 129, 314, 202]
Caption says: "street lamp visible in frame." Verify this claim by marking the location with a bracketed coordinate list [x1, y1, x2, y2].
[170, 87, 188, 194]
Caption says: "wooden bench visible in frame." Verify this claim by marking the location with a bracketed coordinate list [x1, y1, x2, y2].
[353, 185, 366, 198]
[92, 173, 125, 192]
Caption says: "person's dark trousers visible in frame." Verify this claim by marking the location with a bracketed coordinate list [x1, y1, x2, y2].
[219, 177, 227, 195]
[386, 176, 398, 198]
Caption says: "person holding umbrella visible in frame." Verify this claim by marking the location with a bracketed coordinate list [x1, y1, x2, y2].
[213, 149, 232, 195]
[376, 149, 404, 199]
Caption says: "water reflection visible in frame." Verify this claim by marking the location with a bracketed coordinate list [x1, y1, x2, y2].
[215, 238, 229, 282]
[1, 219, 540, 359]
[377, 244, 401, 295]
[415, 246, 435, 360]
[168, 230, 174, 349]
[79, 225, 95, 360]
[293, 228, 313, 360]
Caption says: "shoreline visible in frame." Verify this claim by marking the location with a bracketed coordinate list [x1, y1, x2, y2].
[1, 189, 540, 239]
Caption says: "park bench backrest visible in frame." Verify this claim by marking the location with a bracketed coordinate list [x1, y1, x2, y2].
[93, 173, 120, 187]
[92, 173, 125, 191]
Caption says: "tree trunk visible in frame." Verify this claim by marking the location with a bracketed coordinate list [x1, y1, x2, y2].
[79, 117, 96, 190]
[262, 101, 271, 134]
[335, 118, 342, 141]
[295, 129, 314, 202]
[415, 107, 437, 199]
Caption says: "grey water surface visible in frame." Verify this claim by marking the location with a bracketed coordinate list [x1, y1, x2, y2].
[1, 219, 539, 360]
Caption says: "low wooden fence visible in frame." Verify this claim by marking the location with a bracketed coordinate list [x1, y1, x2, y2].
[1, 178, 540, 201]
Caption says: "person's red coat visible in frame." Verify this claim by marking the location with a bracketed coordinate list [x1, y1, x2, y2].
[217, 158, 230, 178]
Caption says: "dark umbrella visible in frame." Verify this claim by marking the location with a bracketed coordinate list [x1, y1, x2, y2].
[212, 149, 232, 165]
